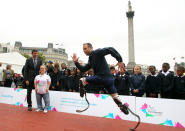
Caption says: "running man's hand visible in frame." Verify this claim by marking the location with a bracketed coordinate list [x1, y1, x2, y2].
[71, 53, 79, 63]
[116, 62, 124, 69]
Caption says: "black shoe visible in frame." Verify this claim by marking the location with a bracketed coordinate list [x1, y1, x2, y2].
[28, 106, 32, 111]
[120, 104, 129, 115]
[79, 80, 85, 97]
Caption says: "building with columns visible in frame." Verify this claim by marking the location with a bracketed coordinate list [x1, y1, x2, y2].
[0, 43, 14, 53]
[14, 41, 68, 66]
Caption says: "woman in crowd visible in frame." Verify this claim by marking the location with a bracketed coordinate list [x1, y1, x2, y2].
[130, 65, 145, 97]
[61, 69, 70, 91]
[13, 73, 24, 88]
[115, 67, 130, 95]
[3, 65, 14, 87]
[50, 68, 61, 91]
[68, 68, 78, 92]
[54, 62, 60, 70]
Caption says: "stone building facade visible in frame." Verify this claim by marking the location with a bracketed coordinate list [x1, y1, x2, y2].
[0, 43, 14, 53]
[14, 41, 68, 66]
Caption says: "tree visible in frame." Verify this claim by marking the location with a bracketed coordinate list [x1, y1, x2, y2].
[180, 62, 185, 68]
[38, 52, 46, 64]
[22, 52, 46, 64]
[22, 53, 30, 59]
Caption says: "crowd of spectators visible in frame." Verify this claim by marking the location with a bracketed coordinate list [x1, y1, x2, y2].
[0, 60, 184, 100]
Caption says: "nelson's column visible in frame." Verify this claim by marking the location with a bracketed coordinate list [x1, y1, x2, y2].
[126, 1, 136, 74]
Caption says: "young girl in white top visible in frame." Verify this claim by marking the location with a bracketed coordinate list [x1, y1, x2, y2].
[34, 65, 51, 113]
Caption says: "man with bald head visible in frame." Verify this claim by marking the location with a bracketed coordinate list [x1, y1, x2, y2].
[72, 43, 129, 115]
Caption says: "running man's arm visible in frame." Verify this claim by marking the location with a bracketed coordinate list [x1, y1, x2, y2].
[98, 47, 123, 62]
[97, 47, 124, 68]
[72, 53, 91, 73]
[75, 62, 91, 73]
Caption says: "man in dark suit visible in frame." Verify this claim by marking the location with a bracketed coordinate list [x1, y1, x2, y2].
[24, 49, 42, 111]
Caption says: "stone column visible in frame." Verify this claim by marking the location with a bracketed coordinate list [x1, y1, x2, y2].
[126, 1, 136, 74]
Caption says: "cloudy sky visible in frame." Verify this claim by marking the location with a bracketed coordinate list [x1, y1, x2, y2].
[0, 0, 184, 70]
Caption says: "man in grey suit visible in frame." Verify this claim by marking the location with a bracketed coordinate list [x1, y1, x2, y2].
[24, 49, 43, 111]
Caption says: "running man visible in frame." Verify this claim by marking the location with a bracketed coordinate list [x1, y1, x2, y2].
[72, 43, 129, 115]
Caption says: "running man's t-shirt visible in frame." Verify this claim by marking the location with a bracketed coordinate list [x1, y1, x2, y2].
[34, 74, 51, 94]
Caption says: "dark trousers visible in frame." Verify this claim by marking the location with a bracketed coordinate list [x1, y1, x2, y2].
[173, 93, 185, 100]
[26, 80, 34, 107]
[86, 75, 117, 94]
[118, 91, 130, 96]
[161, 90, 172, 99]
[4, 79, 12, 87]
[132, 94, 143, 97]
[50, 85, 60, 91]
[0, 81, 3, 86]
[146, 93, 158, 98]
